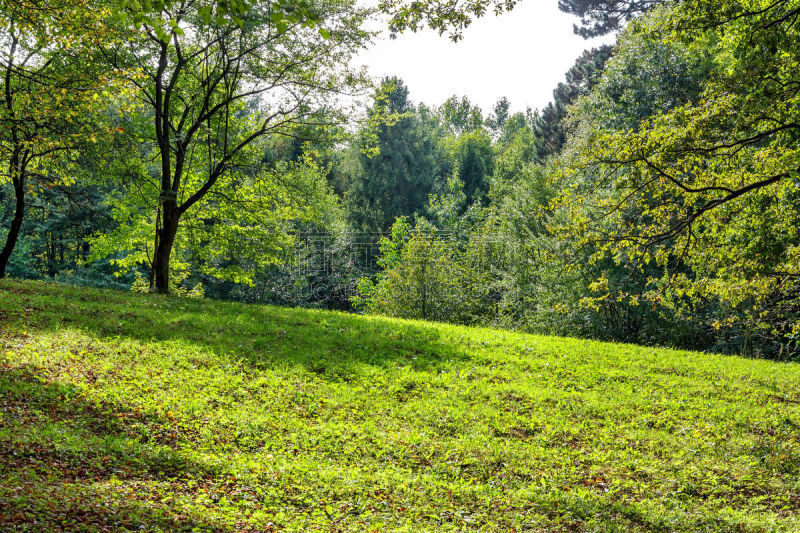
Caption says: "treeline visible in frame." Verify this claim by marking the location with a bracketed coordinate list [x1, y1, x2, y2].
[2, 0, 799, 360]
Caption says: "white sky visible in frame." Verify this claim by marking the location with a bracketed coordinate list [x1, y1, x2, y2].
[355, 2, 616, 114]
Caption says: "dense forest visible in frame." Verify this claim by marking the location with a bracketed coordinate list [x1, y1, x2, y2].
[2, 0, 799, 360]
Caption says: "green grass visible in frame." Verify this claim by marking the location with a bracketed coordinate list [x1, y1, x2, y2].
[1, 279, 799, 532]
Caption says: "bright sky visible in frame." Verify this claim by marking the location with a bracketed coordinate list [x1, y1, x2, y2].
[356, 2, 616, 115]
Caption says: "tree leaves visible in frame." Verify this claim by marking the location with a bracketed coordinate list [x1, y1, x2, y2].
[556, 0, 800, 356]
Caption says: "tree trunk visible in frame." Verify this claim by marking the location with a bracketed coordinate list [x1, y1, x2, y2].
[151, 198, 180, 294]
[47, 234, 56, 277]
[1, 32, 23, 280]
[0, 167, 25, 279]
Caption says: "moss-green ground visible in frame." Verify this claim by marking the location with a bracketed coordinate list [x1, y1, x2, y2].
[1, 279, 798, 531]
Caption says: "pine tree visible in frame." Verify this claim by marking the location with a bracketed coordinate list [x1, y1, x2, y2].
[348, 78, 446, 233]
[558, 0, 665, 37]
[534, 45, 614, 160]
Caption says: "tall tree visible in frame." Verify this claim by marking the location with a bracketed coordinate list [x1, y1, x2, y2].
[558, 0, 666, 37]
[534, 45, 613, 161]
[98, 0, 370, 293]
[560, 0, 800, 356]
[348, 78, 446, 233]
[485, 97, 511, 134]
[448, 130, 494, 206]
[0, 0, 112, 278]
[439, 95, 483, 136]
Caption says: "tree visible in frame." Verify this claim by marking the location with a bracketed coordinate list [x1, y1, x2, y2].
[446, 130, 494, 206]
[347, 78, 446, 233]
[485, 97, 510, 134]
[0, 0, 113, 278]
[98, 0, 370, 293]
[376, 0, 664, 41]
[558, 0, 666, 37]
[559, 0, 800, 356]
[377, 0, 520, 41]
[534, 45, 613, 161]
[439, 95, 483, 136]
[353, 218, 494, 323]
[110, 0, 325, 38]
[489, 113, 539, 201]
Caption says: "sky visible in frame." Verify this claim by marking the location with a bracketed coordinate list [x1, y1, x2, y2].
[355, 2, 616, 115]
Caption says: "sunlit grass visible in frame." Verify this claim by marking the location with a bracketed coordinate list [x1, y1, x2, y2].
[1, 279, 798, 531]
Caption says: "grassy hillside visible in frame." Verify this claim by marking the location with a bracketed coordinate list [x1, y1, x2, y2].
[1, 280, 799, 532]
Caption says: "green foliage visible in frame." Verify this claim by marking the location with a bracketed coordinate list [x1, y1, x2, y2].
[485, 97, 511, 133]
[3, 279, 800, 530]
[356, 223, 461, 321]
[555, 1, 800, 358]
[426, 174, 483, 238]
[90, 148, 335, 287]
[439, 95, 484, 135]
[354, 217, 496, 324]
[559, 0, 665, 38]
[443, 129, 494, 206]
[347, 78, 447, 233]
[0, 178, 127, 288]
[377, 0, 520, 41]
[0, 0, 124, 277]
[534, 45, 613, 161]
[111, 0, 330, 40]
[95, 0, 373, 293]
[570, 23, 711, 131]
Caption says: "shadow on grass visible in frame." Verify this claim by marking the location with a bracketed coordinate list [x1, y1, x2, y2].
[0, 365, 223, 532]
[1, 279, 473, 379]
[1, 282, 792, 531]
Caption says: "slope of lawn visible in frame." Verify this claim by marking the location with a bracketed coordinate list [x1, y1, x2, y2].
[0, 279, 799, 532]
